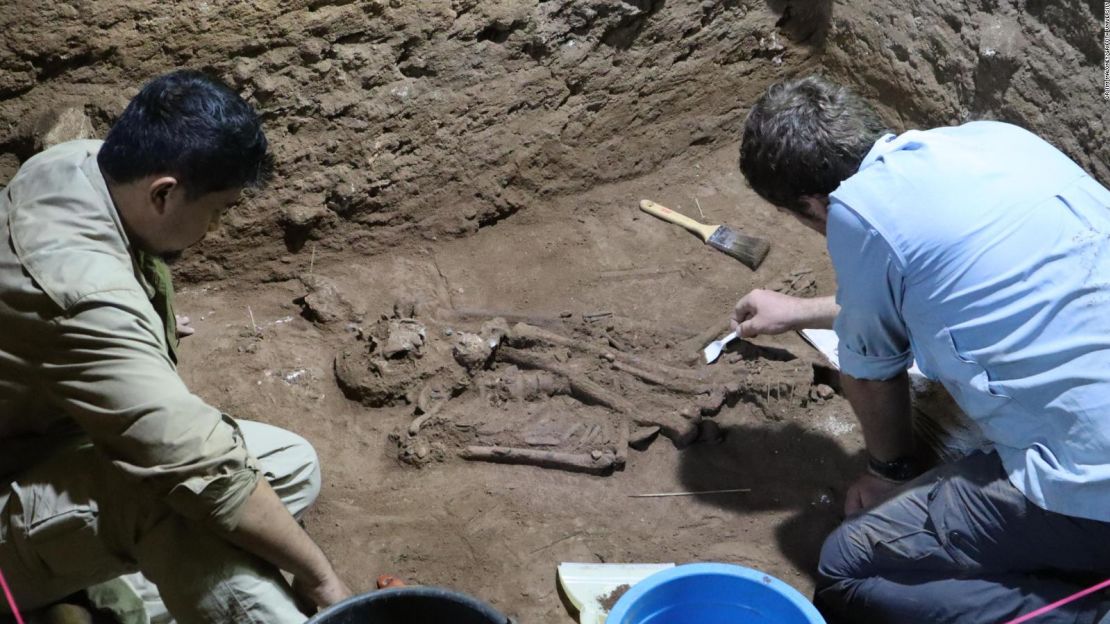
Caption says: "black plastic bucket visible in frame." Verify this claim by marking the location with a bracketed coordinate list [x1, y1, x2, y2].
[307, 587, 512, 624]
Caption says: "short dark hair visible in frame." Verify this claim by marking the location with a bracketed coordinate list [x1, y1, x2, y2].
[739, 75, 888, 211]
[98, 70, 272, 199]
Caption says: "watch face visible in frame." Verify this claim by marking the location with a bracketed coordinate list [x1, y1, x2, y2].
[868, 455, 920, 482]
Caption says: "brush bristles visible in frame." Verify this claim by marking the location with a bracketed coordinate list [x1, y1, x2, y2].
[706, 226, 771, 270]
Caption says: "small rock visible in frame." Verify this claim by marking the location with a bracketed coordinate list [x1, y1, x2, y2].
[590, 449, 604, 460]
[976, 14, 1024, 65]
[34, 106, 95, 150]
[815, 384, 835, 400]
[284, 203, 330, 229]
[298, 275, 355, 324]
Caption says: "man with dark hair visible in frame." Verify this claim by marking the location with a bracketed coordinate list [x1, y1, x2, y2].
[0, 70, 349, 623]
[733, 75, 1110, 623]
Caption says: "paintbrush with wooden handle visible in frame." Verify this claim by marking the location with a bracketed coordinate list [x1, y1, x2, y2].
[639, 199, 770, 270]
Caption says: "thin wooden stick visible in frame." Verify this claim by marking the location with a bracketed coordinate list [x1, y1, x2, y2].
[695, 197, 705, 220]
[597, 267, 684, 281]
[629, 488, 751, 498]
[247, 306, 258, 334]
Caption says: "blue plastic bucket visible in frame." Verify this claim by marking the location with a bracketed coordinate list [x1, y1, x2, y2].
[307, 586, 512, 624]
[606, 563, 825, 624]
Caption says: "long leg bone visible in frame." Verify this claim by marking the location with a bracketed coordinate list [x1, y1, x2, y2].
[460, 446, 617, 475]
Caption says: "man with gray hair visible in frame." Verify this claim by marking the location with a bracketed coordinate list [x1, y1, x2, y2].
[734, 75, 1110, 623]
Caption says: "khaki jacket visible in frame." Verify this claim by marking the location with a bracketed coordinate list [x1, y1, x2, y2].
[0, 140, 259, 531]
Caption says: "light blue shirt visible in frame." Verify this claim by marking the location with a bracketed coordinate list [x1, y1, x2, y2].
[828, 121, 1110, 522]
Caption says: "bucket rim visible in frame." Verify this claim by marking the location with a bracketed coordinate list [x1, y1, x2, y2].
[306, 585, 512, 624]
[606, 562, 825, 624]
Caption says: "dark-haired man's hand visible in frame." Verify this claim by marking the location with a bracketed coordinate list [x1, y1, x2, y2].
[293, 571, 353, 613]
[731, 290, 839, 337]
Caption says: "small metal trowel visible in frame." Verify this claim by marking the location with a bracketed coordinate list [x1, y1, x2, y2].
[703, 330, 739, 364]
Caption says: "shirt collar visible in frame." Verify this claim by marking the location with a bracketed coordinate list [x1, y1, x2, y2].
[79, 145, 157, 299]
[859, 132, 900, 171]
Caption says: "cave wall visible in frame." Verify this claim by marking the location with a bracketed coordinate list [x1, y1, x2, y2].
[0, 0, 814, 281]
[1, 0, 1104, 283]
[821, 0, 1108, 186]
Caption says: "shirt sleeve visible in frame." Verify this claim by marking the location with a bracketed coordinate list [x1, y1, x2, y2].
[827, 202, 913, 380]
[41, 288, 261, 531]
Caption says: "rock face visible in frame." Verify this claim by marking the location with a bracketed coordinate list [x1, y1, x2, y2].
[821, 0, 1109, 186]
[0, 1, 1102, 283]
[0, 0, 809, 281]
[33, 106, 95, 150]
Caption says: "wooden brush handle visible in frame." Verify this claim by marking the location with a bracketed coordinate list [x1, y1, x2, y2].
[639, 200, 716, 241]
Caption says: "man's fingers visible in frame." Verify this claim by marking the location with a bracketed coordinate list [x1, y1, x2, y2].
[175, 314, 196, 339]
[732, 293, 757, 321]
[738, 319, 758, 338]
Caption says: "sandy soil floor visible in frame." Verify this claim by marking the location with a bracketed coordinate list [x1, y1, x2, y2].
[176, 141, 864, 622]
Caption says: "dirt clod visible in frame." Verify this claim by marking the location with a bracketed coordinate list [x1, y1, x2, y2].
[598, 584, 632, 611]
[297, 276, 358, 325]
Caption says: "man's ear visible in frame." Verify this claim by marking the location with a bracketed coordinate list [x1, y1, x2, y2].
[148, 176, 179, 216]
[800, 194, 830, 221]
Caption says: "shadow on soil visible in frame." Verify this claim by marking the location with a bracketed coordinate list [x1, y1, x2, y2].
[678, 422, 864, 582]
[764, 0, 833, 45]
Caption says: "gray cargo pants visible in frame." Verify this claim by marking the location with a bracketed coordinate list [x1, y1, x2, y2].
[0, 420, 320, 624]
[816, 451, 1110, 624]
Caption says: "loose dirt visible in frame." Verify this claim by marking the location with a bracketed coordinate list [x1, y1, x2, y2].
[598, 584, 632, 611]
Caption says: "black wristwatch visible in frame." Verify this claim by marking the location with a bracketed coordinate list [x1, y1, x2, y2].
[867, 453, 921, 483]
